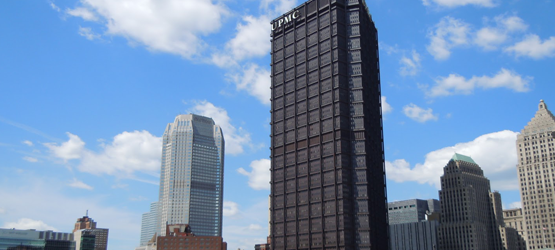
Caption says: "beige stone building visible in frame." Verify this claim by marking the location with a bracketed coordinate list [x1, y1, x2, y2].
[517, 100, 555, 250]
[503, 208, 527, 250]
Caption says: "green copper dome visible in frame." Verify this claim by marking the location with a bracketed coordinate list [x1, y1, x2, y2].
[451, 153, 477, 164]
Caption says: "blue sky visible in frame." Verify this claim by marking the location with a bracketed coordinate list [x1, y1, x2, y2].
[1, 0, 554, 249]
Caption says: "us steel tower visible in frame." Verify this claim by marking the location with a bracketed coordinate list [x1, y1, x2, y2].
[157, 114, 225, 237]
[517, 100, 555, 250]
[269, 0, 388, 249]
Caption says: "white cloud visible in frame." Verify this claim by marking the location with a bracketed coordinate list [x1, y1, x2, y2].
[499, 15, 528, 32]
[69, 178, 94, 190]
[422, 0, 496, 8]
[44, 132, 85, 161]
[0, 208, 5, 214]
[238, 159, 270, 190]
[66, 7, 98, 21]
[399, 50, 421, 76]
[223, 201, 240, 217]
[23, 156, 38, 163]
[22, 140, 33, 146]
[224, 15, 272, 63]
[386, 130, 519, 190]
[247, 224, 263, 231]
[78, 27, 101, 41]
[403, 104, 438, 123]
[228, 64, 271, 105]
[474, 15, 527, 51]
[261, 0, 298, 15]
[427, 17, 471, 60]
[505, 35, 555, 59]
[45, 131, 162, 177]
[50, 2, 61, 12]
[70, 0, 228, 59]
[3, 218, 58, 231]
[425, 68, 532, 97]
[474, 27, 507, 50]
[381, 96, 393, 115]
[190, 101, 252, 155]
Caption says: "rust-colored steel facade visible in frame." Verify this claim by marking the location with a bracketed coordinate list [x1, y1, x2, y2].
[269, 0, 388, 249]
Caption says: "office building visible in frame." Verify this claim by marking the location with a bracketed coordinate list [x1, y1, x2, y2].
[503, 208, 527, 250]
[437, 153, 503, 250]
[388, 199, 440, 225]
[269, 0, 387, 249]
[388, 199, 440, 250]
[157, 114, 225, 237]
[140, 202, 159, 246]
[72, 215, 108, 250]
[517, 100, 555, 250]
[156, 224, 226, 250]
[0, 228, 75, 250]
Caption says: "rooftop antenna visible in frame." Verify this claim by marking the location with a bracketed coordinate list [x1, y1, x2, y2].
[86, 210, 89, 217]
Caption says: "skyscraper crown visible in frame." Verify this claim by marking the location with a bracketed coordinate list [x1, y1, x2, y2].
[521, 100, 555, 135]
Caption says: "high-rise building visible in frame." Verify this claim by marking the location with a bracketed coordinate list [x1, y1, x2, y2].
[157, 114, 225, 237]
[140, 202, 158, 246]
[269, 0, 387, 249]
[388, 199, 440, 250]
[72, 215, 109, 250]
[503, 208, 527, 250]
[437, 154, 503, 250]
[516, 100, 555, 250]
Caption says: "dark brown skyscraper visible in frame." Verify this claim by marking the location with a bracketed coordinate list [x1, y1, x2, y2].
[269, 0, 387, 249]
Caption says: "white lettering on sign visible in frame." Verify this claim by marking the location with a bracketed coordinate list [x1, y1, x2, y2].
[271, 11, 300, 31]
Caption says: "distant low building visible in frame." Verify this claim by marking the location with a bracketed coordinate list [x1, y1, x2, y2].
[72, 215, 109, 250]
[0, 228, 75, 250]
[388, 199, 441, 250]
[135, 234, 157, 250]
[157, 224, 226, 250]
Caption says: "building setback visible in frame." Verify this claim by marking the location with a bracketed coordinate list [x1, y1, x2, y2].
[516, 100, 555, 250]
[269, 0, 387, 249]
[437, 154, 503, 250]
[157, 114, 224, 237]
[388, 199, 440, 250]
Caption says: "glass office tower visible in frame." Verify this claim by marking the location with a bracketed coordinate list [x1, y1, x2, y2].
[269, 0, 388, 249]
[158, 114, 225, 236]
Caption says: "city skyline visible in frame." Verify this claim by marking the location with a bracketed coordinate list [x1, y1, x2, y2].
[1, 0, 555, 249]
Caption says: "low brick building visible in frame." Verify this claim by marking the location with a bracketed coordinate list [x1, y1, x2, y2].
[157, 224, 226, 250]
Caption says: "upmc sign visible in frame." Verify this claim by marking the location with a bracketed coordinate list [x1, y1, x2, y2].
[271, 10, 301, 31]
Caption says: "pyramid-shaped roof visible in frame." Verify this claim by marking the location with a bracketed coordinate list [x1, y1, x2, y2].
[451, 153, 476, 164]
[522, 100, 555, 136]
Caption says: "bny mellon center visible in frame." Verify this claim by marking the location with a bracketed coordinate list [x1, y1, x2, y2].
[269, 0, 388, 249]
[158, 114, 225, 237]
